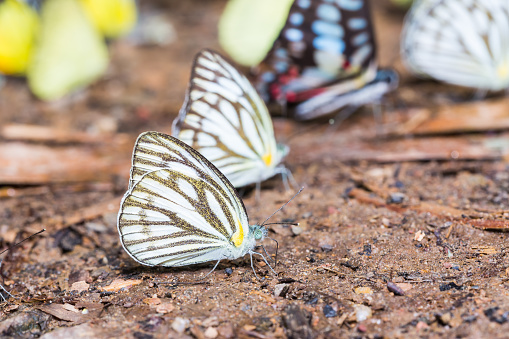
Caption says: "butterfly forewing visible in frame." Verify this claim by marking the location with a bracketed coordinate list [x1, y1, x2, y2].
[402, 0, 509, 90]
[119, 132, 250, 267]
[172, 49, 283, 188]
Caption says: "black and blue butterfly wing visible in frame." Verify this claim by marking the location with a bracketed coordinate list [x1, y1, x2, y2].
[254, 0, 378, 104]
[254, 0, 397, 120]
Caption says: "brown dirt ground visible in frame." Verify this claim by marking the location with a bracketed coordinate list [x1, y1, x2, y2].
[1, 1, 509, 338]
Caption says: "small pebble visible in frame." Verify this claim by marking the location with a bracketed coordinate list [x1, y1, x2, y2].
[323, 304, 337, 318]
[387, 281, 405, 296]
[225, 268, 233, 276]
[320, 244, 333, 252]
[354, 304, 372, 322]
[388, 192, 405, 204]
[438, 312, 452, 325]
[274, 284, 289, 298]
[171, 317, 189, 334]
[204, 327, 218, 339]
[416, 321, 428, 330]
[302, 212, 312, 218]
[217, 323, 235, 339]
[202, 316, 219, 327]
[357, 323, 367, 332]
[291, 225, 303, 236]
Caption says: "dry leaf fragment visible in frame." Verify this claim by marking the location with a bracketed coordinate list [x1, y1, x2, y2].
[62, 303, 79, 313]
[38, 304, 89, 323]
[354, 287, 373, 294]
[71, 281, 90, 293]
[100, 278, 142, 292]
[155, 302, 175, 314]
[395, 283, 413, 292]
[143, 297, 162, 306]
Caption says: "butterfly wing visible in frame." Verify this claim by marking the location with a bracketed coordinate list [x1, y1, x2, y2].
[254, 0, 378, 105]
[172, 49, 286, 188]
[27, 0, 109, 101]
[119, 132, 251, 267]
[218, 0, 294, 67]
[402, 0, 509, 91]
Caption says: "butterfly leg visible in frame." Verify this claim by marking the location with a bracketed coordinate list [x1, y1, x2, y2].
[258, 245, 275, 265]
[276, 165, 298, 191]
[249, 253, 260, 279]
[473, 89, 487, 100]
[280, 168, 290, 192]
[195, 259, 222, 281]
[325, 104, 359, 136]
[371, 100, 384, 136]
[250, 251, 277, 275]
[0, 261, 13, 301]
[0, 283, 12, 302]
[255, 181, 261, 203]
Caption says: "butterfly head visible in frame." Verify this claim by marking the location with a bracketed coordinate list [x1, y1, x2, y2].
[250, 224, 268, 241]
[276, 143, 290, 162]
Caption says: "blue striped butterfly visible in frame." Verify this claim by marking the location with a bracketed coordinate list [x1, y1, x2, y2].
[118, 132, 298, 277]
[401, 0, 509, 91]
[172, 49, 293, 189]
[250, 0, 398, 120]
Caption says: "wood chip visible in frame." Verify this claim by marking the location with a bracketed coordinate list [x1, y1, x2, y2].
[469, 219, 509, 231]
[388, 98, 509, 136]
[0, 141, 131, 185]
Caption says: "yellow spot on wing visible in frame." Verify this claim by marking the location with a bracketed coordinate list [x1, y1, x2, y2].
[231, 218, 244, 247]
[498, 61, 509, 80]
[262, 153, 272, 167]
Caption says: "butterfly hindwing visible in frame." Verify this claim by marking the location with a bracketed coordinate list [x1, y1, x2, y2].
[172, 49, 287, 188]
[119, 132, 250, 267]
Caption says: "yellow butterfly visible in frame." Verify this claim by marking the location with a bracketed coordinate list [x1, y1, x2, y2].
[27, 0, 109, 101]
[0, 0, 38, 75]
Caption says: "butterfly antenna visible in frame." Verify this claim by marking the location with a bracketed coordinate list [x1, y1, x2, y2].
[0, 229, 46, 256]
[260, 187, 304, 226]
[263, 222, 299, 228]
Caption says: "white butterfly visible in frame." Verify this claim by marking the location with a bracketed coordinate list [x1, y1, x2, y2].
[172, 49, 294, 189]
[401, 0, 509, 91]
[118, 132, 296, 277]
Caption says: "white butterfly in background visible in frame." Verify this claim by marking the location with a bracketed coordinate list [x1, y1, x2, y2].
[401, 0, 509, 91]
[172, 49, 295, 190]
[118, 132, 298, 277]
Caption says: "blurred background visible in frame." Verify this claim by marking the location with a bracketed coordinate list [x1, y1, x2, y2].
[2, 2, 509, 338]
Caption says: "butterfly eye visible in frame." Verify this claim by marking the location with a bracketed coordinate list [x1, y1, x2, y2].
[254, 229, 264, 240]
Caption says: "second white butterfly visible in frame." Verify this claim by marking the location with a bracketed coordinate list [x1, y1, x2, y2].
[172, 49, 293, 189]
